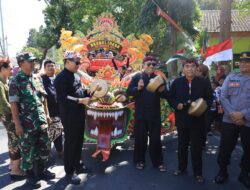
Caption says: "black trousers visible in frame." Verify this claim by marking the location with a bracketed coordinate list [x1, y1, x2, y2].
[177, 126, 204, 176]
[133, 119, 163, 167]
[62, 119, 85, 175]
[54, 134, 63, 153]
[217, 122, 250, 173]
[202, 112, 210, 146]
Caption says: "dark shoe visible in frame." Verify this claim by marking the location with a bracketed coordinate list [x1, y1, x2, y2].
[195, 175, 205, 184]
[135, 162, 145, 170]
[129, 134, 135, 139]
[76, 165, 92, 174]
[173, 170, 187, 176]
[214, 169, 228, 184]
[78, 160, 84, 168]
[10, 174, 26, 181]
[238, 173, 250, 189]
[39, 169, 56, 180]
[26, 176, 41, 189]
[65, 174, 81, 185]
[26, 170, 41, 189]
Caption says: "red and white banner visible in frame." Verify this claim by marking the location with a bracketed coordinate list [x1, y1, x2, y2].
[203, 39, 233, 66]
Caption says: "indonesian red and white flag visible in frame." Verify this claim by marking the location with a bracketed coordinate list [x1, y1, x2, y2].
[203, 39, 233, 66]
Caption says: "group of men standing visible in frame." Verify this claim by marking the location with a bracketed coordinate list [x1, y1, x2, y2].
[6, 51, 91, 188]
[1, 49, 250, 189]
[127, 52, 250, 188]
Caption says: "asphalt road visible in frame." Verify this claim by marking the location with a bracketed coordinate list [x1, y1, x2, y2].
[0, 127, 247, 190]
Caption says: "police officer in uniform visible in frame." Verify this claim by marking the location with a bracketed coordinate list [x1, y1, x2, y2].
[54, 51, 90, 185]
[168, 58, 213, 183]
[214, 52, 250, 189]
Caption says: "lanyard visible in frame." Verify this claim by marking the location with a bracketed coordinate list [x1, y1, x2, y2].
[188, 79, 192, 96]
[186, 79, 192, 105]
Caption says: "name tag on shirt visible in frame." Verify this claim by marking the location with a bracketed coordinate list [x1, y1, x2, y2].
[228, 82, 240, 88]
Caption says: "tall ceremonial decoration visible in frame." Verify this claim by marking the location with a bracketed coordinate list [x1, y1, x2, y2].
[59, 13, 175, 161]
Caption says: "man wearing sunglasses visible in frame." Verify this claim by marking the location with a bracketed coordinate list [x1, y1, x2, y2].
[214, 52, 250, 189]
[9, 52, 55, 188]
[127, 55, 168, 172]
[54, 51, 91, 185]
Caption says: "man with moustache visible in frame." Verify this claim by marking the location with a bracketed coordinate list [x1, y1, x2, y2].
[168, 58, 213, 183]
[127, 55, 168, 172]
[9, 52, 55, 188]
[214, 52, 250, 189]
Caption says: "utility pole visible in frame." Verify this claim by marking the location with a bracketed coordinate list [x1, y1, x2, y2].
[0, 0, 6, 56]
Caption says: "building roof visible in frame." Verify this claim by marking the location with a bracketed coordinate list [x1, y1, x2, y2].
[201, 10, 250, 32]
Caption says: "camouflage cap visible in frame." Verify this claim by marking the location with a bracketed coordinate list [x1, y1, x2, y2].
[63, 51, 81, 60]
[239, 52, 250, 61]
[16, 52, 37, 63]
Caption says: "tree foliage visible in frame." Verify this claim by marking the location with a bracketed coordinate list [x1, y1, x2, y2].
[30, 0, 202, 61]
[197, 0, 220, 10]
[232, 0, 250, 14]
[138, 0, 201, 59]
[22, 46, 43, 61]
[24, 25, 56, 63]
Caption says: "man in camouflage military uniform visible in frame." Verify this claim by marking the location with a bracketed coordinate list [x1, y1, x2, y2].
[9, 52, 55, 188]
[214, 52, 250, 189]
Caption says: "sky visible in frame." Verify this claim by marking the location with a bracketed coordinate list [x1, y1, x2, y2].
[1, 0, 46, 57]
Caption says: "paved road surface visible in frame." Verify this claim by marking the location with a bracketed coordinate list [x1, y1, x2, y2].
[0, 128, 246, 190]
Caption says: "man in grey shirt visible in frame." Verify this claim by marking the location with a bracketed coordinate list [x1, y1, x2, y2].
[214, 52, 250, 189]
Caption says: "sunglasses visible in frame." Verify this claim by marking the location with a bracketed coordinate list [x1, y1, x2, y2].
[146, 62, 156, 67]
[75, 61, 81, 65]
[69, 59, 81, 65]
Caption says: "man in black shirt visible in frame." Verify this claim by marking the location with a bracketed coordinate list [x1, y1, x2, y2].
[41, 59, 63, 157]
[168, 58, 213, 183]
[127, 55, 168, 172]
[54, 51, 90, 185]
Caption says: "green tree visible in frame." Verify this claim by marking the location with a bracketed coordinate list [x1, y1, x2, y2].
[139, 0, 201, 57]
[36, 0, 201, 63]
[22, 46, 43, 61]
[24, 26, 56, 63]
[197, 0, 220, 10]
[26, 29, 38, 48]
[233, 0, 250, 14]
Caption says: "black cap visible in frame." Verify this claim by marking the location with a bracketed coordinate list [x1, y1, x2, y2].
[239, 52, 250, 61]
